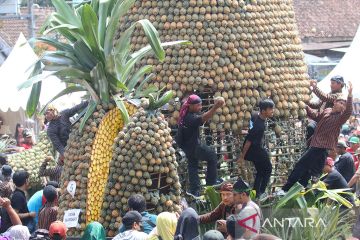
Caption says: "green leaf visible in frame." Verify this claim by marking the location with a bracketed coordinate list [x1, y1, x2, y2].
[104, 0, 136, 56]
[275, 182, 304, 210]
[131, 40, 191, 59]
[18, 61, 44, 90]
[204, 186, 221, 210]
[126, 65, 153, 91]
[114, 96, 129, 124]
[90, 0, 100, 14]
[26, 82, 42, 117]
[43, 23, 80, 36]
[24, 61, 43, 117]
[296, 195, 308, 209]
[53, 68, 91, 81]
[152, 90, 174, 109]
[91, 62, 109, 103]
[34, 37, 73, 52]
[79, 100, 97, 132]
[113, 22, 136, 55]
[62, 78, 99, 102]
[73, 40, 98, 70]
[98, 0, 110, 47]
[134, 74, 156, 98]
[51, 0, 81, 28]
[40, 86, 86, 114]
[138, 19, 165, 61]
[107, 74, 128, 91]
[81, 4, 103, 62]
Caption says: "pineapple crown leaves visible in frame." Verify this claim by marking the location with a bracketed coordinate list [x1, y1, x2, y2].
[17, 0, 190, 131]
[146, 90, 174, 111]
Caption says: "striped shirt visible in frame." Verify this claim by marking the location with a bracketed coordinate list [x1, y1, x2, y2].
[0, 179, 13, 198]
[38, 202, 58, 230]
[39, 162, 62, 184]
[307, 96, 352, 150]
[308, 86, 342, 111]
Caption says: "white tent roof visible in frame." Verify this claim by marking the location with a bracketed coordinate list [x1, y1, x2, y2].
[318, 26, 360, 98]
[0, 33, 83, 112]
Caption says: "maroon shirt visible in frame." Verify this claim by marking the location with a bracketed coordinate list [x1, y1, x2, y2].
[306, 96, 352, 150]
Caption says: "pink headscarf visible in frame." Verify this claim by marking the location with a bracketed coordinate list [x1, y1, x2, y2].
[178, 94, 202, 126]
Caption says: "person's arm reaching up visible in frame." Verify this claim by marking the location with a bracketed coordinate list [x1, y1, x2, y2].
[201, 99, 224, 123]
[310, 80, 341, 103]
[62, 101, 89, 118]
[339, 82, 353, 125]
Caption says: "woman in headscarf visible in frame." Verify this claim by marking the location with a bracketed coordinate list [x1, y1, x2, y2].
[2, 225, 31, 239]
[148, 212, 177, 240]
[80, 221, 106, 240]
[174, 207, 200, 240]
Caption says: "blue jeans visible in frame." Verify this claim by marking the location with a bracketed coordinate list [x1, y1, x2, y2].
[185, 144, 218, 195]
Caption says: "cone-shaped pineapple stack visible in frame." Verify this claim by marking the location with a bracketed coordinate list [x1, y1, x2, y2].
[118, 0, 310, 131]
[100, 95, 182, 237]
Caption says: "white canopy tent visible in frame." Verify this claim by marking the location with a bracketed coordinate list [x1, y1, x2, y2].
[0, 33, 84, 136]
[318, 26, 360, 99]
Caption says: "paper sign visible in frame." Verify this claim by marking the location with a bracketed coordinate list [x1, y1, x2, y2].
[67, 181, 76, 197]
[63, 209, 81, 228]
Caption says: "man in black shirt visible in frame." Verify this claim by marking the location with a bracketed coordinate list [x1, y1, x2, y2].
[335, 141, 355, 182]
[322, 157, 354, 205]
[45, 102, 88, 161]
[177, 94, 224, 196]
[237, 99, 275, 199]
[11, 170, 36, 233]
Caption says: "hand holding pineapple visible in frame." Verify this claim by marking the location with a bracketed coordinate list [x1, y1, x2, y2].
[214, 97, 225, 108]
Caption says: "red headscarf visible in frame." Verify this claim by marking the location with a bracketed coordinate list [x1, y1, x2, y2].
[178, 94, 202, 126]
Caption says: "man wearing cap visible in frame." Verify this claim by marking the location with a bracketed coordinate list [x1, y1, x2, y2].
[45, 102, 88, 161]
[233, 179, 261, 216]
[113, 211, 148, 240]
[347, 136, 360, 170]
[49, 221, 67, 240]
[279, 82, 353, 194]
[335, 141, 355, 182]
[38, 185, 58, 230]
[306, 76, 345, 144]
[321, 157, 354, 205]
[232, 179, 262, 239]
[0, 165, 14, 198]
[176, 95, 224, 196]
[199, 183, 236, 234]
[308, 76, 345, 111]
